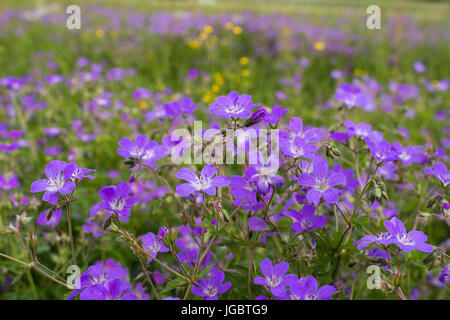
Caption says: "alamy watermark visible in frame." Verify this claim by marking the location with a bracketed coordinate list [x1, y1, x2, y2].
[66, 5, 81, 30]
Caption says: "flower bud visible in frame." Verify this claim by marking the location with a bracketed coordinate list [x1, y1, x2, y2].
[242, 108, 267, 127]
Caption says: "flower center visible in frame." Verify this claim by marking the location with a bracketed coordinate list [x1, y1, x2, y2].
[397, 233, 413, 245]
[192, 176, 211, 191]
[48, 173, 64, 191]
[130, 146, 144, 158]
[315, 178, 329, 192]
[204, 284, 218, 297]
[266, 274, 282, 287]
[305, 292, 318, 300]
[110, 198, 125, 211]
[226, 104, 244, 114]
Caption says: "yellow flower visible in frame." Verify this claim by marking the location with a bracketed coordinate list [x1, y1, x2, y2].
[95, 29, 104, 39]
[240, 57, 249, 65]
[313, 41, 325, 51]
[203, 25, 213, 34]
[138, 101, 148, 110]
[187, 39, 201, 49]
[203, 93, 212, 103]
[233, 26, 243, 35]
[214, 72, 224, 85]
[354, 68, 365, 77]
[225, 22, 234, 30]
[212, 84, 220, 93]
[241, 69, 250, 77]
[109, 31, 117, 39]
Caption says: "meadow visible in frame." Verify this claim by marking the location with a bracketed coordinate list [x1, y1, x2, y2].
[0, 0, 448, 300]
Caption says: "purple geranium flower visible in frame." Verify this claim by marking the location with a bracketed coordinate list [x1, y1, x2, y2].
[192, 270, 231, 300]
[297, 158, 346, 207]
[248, 216, 269, 232]
[280, 117, 322, 143]
[289, 205, 326, 232]
[439, 264, 449, 285]
[424, 163, 449, 187]
[264, 106, 288, 125]
[209, 91, 260, 119]
[71, 165, 96, 182]
[80, 279, 137, 300]
[366, 139, 400, 164]
[254, 258, 297, 297]
[117, 134, 167, 167]
[356, 231, 393, 250]
[344, 121, 372, 139]
[334, 83, 367, 108]
[0, 174, 20, 190]
[393, 142, 426, 166]
[290, 276, 335, 300]
[36, 209, 62, 227]
[141, 232, 169, 263]
[175, 164, 230, 197]
[89, 182, 138, 221]
[280, 136, 317, 159]
[385, 217, 434, 253]
[31, 160, 76, 204]
[230, 170, 258, 204]
[247, 151, 285, 195]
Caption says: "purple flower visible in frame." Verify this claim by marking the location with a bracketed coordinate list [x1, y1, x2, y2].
[385, 217, 434, 253]
[334, 83, 367, 108]
[230, 170, 258, 204]
[80, 279, 137, 300]
[297, 158, 346, 207]
[280, 117, 321, 143]
[141, 232, 169, 263]
[175, 165, 230, 197]
[254, 258, 297, 297]
[357, 232, 393, 250]
[366, 139, 400, 164]
[31, 160, 76, 204]
[71, 165, 96, 182]
[36, 209, 62, 227]
[413, 61, 426, 73]
[344, 121, 372, 139]
[245, 108, 267, 127]
[264, 106, 288, 125]
[192, 270, 231, 300]
[439, 264, 449, 285]
[247, 151, 285, 195]
[164, 97, 198, 117]
[424, 163, 449, 187]
[89, 182, 138, 221]
[248, 216, 268, 232]
[393, 142, 426, 166]
[68, 259, 130, 300]
[280, 136, 317, 159]
[117, 134, 167, 166]
[209, 91, 260, 119]
[290, 276, 335, 300]
[289, 205, 326, 232]
[132, 88, 152, 100]
[0, 174, 20, 190]
[44, 74, 64, 85]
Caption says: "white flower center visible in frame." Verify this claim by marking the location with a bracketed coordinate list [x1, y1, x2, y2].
[226, 104, 244, 114]
[203, 284, 218, 297]
[110, 198, 125, 211]
[47, 173, 64, 191]
[314, 178, 329, 192]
